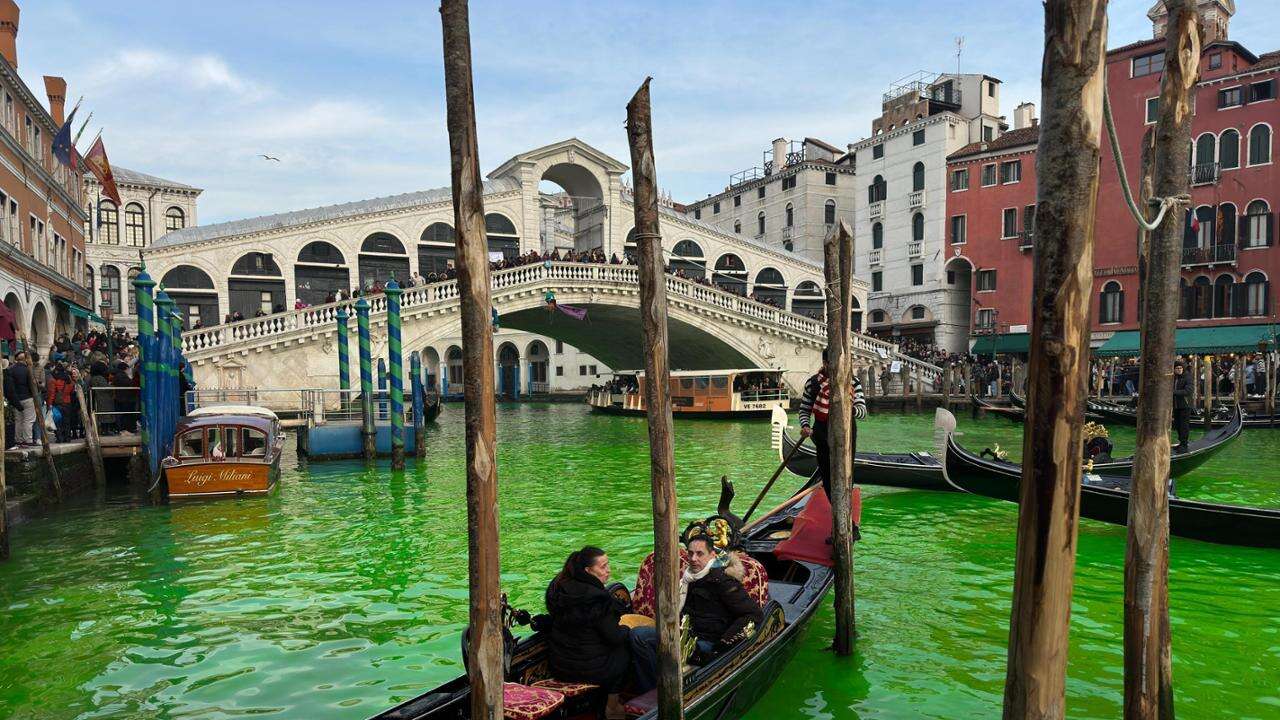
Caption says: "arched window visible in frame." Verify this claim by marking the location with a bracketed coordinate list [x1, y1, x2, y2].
[1245, 199, 1272, 248]
[1219, 129, 1240, 170]
[713, 254, 747, 295]
[1099, 281, 1123, 324]
[296, 241, 350, 305]
[1249, 124, 1272, 166]
[361, 232, 406, 255]
[850, 296, 862, 332]
[870, 309, 888, 324]
[670, 239, 706, 280]
[1213, 274, 1235, 317]
[752, 267, 786, 307]
[867, 175, 886, 204]
[785, 203, 794, 228]
[912, 162, 925, 192]
[757, 211, 765, 236]
[485, 213, 519, 258]
[165, 207, 185, 233]
[231, 252, 283, 276]
[359, 232, 410, 287]
[421, 222, 455, 244]
[298, 240, 346, 265]
[1194, 133, 1216, 178]
[446, 345, 464, 390]
[1219, 203, 1237, 248]
[1245, 271, 1270, 316]
[98, 201, 119, 245]
[230, 253, 285, 318]
[791, 280, 824, 318]
[86, 265, 94, 305]
[912, 212, 924, 242]
[100, 266, 121, 313]
[824, 200, 836, 225]
[1193, 276, 1212, 318]
[126, 267, 140, 315]
[1194, 205, 1215, 247]
[123, 203, 146, 247]
[733, 219, 741, 234]
[419, 222, 457, 274]
[872, 222, 883, 249]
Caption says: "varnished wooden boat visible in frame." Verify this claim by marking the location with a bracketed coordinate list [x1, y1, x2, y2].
[775, 405, 1239, 485]
[942, 425, 1280, 548]
[370, 487, 833, 720]
[162, 406, 284, 498]
[1088, 397, 1280, 428]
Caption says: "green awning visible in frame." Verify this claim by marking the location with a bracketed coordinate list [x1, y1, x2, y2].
[1095, 324, 1280, 357]
[56, 297, 104, 325]
[972, 332, 1030, 355]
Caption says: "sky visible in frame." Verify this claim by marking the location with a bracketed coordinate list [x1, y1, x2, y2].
[14, 1, 1280, 225]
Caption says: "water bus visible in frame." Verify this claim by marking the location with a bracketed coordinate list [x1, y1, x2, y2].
[587, 369, 789, 419]
[162, 406, 285, 498]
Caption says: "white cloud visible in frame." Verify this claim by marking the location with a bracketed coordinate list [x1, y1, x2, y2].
[82, 49, 265, 100]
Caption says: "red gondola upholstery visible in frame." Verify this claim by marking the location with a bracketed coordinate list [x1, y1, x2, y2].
[502, 682, 565, 720]
[530, 678, 598, 697]
[736, 553, 771, 608]
[631, 549, 770, 618]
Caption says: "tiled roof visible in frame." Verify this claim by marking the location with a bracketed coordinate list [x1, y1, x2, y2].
[99, 165, 200, 191]
[1107, 37, 1163, 57]
[947, 126, 1040, 161]
[1252, 50, 1280, 72]
[152, 177, 520, 248]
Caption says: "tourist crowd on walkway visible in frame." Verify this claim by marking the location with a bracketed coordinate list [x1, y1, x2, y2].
[1092, 353, 1271, 398]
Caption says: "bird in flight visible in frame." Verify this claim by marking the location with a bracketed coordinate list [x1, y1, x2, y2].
[259, 154, 281, 162]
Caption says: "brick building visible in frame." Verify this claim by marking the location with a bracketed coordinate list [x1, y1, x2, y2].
[948, 0, 1278, 354]
[0, 0, 91, 351]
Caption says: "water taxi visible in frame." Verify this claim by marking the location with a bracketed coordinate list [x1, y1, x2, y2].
[587, 369, 789, 419]
[162, 406, 285, 498]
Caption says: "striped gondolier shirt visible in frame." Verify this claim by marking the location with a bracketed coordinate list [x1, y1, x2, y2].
[798, 369, 866, 428]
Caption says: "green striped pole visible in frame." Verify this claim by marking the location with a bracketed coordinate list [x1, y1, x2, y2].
[153, 291, 175, 495]
[355, 298, 375, 461]
[336, 306, 351, 393]
[410, 350, 426, 459]
[170, 312, 185, 414]
[132, 269, 157, 480]
[386, 280, 405, 469]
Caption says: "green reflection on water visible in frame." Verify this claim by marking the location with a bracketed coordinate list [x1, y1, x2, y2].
[0, 404, 1277, 719]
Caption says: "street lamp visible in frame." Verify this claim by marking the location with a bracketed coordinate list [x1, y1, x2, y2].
[100, 288, 115, 360]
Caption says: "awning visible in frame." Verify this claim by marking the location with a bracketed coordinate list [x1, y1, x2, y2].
[1095, 324, 1280, 357]
[0, 301, 15, 341]
[972, 331, 1030, 355]
[56, 296, 105, 325]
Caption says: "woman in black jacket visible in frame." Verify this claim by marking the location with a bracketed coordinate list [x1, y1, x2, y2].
[544, 546, 631, 691]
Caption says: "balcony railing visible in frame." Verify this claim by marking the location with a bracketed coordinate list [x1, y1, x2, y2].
[908, 189, 925, 209]
[1018, 230, 1035, 250]
[1181, 242, 1236, 267]
[907, 240, 922, 258]
[869, 249, 883, 266]
[869, 200, 884, 219]
[1190, 162, 1220, 186]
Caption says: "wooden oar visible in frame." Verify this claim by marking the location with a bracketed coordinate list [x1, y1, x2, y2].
[742, 434, 806, 524]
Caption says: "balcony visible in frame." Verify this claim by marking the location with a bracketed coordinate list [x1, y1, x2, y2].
[781, 225, 794, 243]
[1182, 242, 1236, 268]
[908, 189, 925, 209]
[869, 249, 883, 266]
[1018, 230, 1035, 251]
[1190, 162, 1219, 186]
[907, 240, 922, 258]
[869, 200, 884, 219]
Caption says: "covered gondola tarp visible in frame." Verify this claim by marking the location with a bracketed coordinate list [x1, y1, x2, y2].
[1095, 324, 1280, 357]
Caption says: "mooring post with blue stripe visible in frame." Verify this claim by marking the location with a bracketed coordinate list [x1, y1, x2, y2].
[336, 306, 351, 398]
[386, 280, 405, 469]
[376, 358, 387, 420]
[132, 269, 158, 490]
[170, 312, 187, 414]
[154, 290, 175, 467]
[356, 298, 375, 461]
[410, 350, 425, 460]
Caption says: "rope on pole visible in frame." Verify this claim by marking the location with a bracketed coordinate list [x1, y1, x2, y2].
[1103, 86, 1190, 232]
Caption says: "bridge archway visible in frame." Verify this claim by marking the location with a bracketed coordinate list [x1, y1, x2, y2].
[671, 240, 706, 280]
[713, 253, 747, 296]
[791, 280, 823, 319]
[540, 162, 605, 253]
[444, 345, 463, 395]
[497, 341, 520, 399]
[419, 223, 456, 277]
[359, 232, 410, 288]
[422, 347, 441, 390]
[526, 339, 549, 393]
[753, 267, 786, 308]
[296, 241, 349, 305]
[162, 265, 219, 327]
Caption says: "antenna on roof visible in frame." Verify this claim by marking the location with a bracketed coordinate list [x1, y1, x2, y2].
[955, 36, 964, 75]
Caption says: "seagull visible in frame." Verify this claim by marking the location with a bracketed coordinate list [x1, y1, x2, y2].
[259, 154, 281, 162]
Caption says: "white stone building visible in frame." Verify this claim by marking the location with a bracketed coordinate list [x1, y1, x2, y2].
[83, 166, 201, 332]
[852, 72, 1007, 352]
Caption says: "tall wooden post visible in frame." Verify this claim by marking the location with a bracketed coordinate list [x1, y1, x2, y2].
[0, 392, 6, 560]
[942, 366, 953, 410]
[915, 368, 924, 412]
[1125, 3, 1197, 717]
[1203, 355, 1214, 429]
[627, 77, 684, 719]
[74, 382, 106, 487]
[440, 2, 503, 716]
[1003, 2, 1108, 718]
[1190, 355, 1200, 406]
[823, 220, 857, 654]
[24, 344, 62, 501]
[1266, 352, 1275, 423]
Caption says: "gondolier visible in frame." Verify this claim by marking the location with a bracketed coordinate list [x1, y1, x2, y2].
[1172, 359, 1193, 453]
[798, 349, 867, 493]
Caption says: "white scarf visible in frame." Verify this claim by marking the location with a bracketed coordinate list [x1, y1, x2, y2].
[678, 561, 715, 614]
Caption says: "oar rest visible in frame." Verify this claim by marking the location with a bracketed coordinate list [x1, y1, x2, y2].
[630, 550, 770, 619]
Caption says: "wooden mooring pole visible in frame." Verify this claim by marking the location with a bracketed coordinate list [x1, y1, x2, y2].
[0, 393, 7, 560]
[23, 342, 61, 502]
[440, 2, 503, 717]
[1125, 5, 1197, 717]
[74, 382, 106, 488]
[824, 220, 857, 654]
[626, 77, 683, 720]
[1002, 2, 1107, 718]
[1203, 355, 1214, 429]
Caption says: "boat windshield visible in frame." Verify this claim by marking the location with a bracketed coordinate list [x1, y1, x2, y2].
[244, 428, 268, 456]
[177, 430, 205, 458]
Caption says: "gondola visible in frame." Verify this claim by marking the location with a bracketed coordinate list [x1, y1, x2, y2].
[370, 484, 833, 720]
[772, 405, 1240, 486]
[941, 417, 1280, 548]
[1088, 396, 1280, 428]
[972, 394, 1024, 422]
[423, 390, 443, 424]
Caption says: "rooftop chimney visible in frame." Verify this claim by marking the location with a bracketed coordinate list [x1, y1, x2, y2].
[1013, 102, 1037, 131]
[772, 137, 788, 171]
[0, 1, 17, 69]
[43, 75, 65, 125]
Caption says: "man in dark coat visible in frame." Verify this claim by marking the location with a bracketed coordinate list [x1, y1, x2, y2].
[1172, 359, 1193, 453]
[680, 536, 762, 651]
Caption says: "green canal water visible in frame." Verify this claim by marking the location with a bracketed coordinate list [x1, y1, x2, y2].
[1, 405, 1279, 719]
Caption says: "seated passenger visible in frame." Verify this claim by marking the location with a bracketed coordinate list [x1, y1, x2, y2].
[544, 546, 632, 691]
[630, 534, 764, 692]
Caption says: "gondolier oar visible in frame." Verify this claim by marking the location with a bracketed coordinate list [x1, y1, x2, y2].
[743, 434, 806, 523]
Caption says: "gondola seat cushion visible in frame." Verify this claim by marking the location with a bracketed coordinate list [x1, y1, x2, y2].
[631, 549, 689, 618]
[502, 682, 565, 720]
[530, 679, 598, 698]
[736, 553, 771, 609]
[622, 688, 658, 716]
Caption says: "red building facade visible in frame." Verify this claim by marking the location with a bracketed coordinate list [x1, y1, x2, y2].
[949, 21, 1279, 351]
